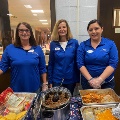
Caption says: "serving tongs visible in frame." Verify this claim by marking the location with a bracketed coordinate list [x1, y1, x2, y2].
[23, 90, 43, 120]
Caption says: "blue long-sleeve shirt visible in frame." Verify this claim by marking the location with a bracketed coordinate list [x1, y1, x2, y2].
[77, 37, 118, 83]
[0, 44, 47, 92]
[48, 39, 80, 84]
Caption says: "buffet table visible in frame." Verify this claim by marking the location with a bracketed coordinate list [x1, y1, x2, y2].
[0, 87, 120, 120]
[24, 88, 120, 120]
[24, 95, 83, 120]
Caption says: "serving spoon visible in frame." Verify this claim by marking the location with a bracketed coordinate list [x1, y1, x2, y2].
[52, 78, 64, 102]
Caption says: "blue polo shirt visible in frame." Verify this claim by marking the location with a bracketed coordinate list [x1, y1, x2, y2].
[0, 44, 47, 92]
[48, 39, 80, 84]
[77, 37, 118, 83]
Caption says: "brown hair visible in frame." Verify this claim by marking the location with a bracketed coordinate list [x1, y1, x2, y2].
[87, 19, 103, 30]
[51, 19, 73, 41]
[14, 22, 37, 47]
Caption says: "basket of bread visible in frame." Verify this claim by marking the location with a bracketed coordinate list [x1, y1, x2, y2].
[0, 87, 36, 120]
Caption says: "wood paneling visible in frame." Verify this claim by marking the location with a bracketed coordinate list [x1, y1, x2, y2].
[98, 0, 120, 95]
[0, 69, 10, 93]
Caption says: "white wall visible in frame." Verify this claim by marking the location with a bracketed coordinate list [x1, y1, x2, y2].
[55, 0, 98, 43]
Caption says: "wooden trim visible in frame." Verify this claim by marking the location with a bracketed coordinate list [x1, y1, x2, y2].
[97, 0, 100, 20]
[50, 0, 56, 32]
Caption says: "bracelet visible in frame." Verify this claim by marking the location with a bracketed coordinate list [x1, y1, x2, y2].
[43, 82, 48, 85]
[88, 77, 94, 81]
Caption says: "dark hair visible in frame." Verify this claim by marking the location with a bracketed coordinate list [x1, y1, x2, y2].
[14, 22, 37, 47]
[87, 19, 103, 30]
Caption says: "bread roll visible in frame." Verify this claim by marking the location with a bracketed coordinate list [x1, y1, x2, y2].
[7, 103, 24, 114]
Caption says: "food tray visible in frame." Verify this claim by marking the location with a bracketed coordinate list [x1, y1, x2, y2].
[80, 104, 118, 120]
[79, 88, 120, 105]
[0, 92, 36, 120]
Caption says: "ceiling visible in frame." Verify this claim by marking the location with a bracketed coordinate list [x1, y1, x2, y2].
[8, 0, 51, 33]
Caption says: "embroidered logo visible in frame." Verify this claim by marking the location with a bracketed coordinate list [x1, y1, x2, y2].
[102, 48, 107, 51]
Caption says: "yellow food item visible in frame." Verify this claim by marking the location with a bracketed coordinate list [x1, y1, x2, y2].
[0, 118, 7, 120]
[4, 113, 16, 120]
[16, 110, 27, 120]
[96, 109, 118, 120]
[0, 110, 26, 120]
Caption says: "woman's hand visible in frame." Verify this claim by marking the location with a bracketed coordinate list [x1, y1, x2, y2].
[49, 84, 52, 88]
[42, 82, 48, 91]
[76, 83, 80, 86]
[88, 77, 103, 89]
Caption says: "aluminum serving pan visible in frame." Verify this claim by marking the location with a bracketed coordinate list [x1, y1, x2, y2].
[80, 104, 118, 120]
[15, 92, 37, 120]
[79, 88, 120, 105]
[0, 92, 36, 120]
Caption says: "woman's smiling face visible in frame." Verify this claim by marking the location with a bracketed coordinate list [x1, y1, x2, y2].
[18, 24, 31, 41]
[88, 22, 103, 41]
[58, 22, 68, 38]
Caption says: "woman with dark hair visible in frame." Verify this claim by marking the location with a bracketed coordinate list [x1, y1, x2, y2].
[77, 19, 119, 89]
[48, 19, 80, 95]
[0, 22, 48, 92]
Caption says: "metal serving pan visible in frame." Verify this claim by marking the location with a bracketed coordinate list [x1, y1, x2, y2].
[0, 92, 36, 120]
[80, 104, 118, 120]
[15, 92, 37, 120]
[79, 88, 120, 105]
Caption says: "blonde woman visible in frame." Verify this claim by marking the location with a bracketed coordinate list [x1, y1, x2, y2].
[48, 19, 80, 95]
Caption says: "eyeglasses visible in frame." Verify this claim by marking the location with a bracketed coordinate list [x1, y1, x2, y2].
[18, 29, 30, 33]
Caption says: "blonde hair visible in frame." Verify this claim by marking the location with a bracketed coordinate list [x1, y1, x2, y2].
[51, 19, 73, 41]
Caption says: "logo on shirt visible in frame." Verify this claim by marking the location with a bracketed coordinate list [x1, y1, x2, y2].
[67, 45, 73, 48]
[87, 50, 94, 53]
[102, 48, 107, 51]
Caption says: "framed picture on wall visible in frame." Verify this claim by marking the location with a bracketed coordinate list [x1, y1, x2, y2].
[113, 8, 120, 27]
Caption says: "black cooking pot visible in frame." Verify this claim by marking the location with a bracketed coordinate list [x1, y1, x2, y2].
[40, 87, 71, 120]
[41, 86, 71, 110]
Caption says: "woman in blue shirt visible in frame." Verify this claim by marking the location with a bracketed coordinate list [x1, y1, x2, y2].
[77, 19, 118, 89]
[0, 22, 48, 92]
[48, 19, 80, 95]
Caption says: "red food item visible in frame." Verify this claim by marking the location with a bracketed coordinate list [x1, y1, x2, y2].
[3, 108, 10, 116]
[24, 102, 31, 110]
[0, 87, 13, 104]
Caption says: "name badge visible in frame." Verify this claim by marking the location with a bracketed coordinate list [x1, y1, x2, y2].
[28, 49, 34, 52]
[87, 50, 93, 53]
[55, 47, 60, 50]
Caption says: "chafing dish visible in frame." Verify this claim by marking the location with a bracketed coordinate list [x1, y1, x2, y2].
[79, 88, 120, 105]
[80, 104, 118, 120]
